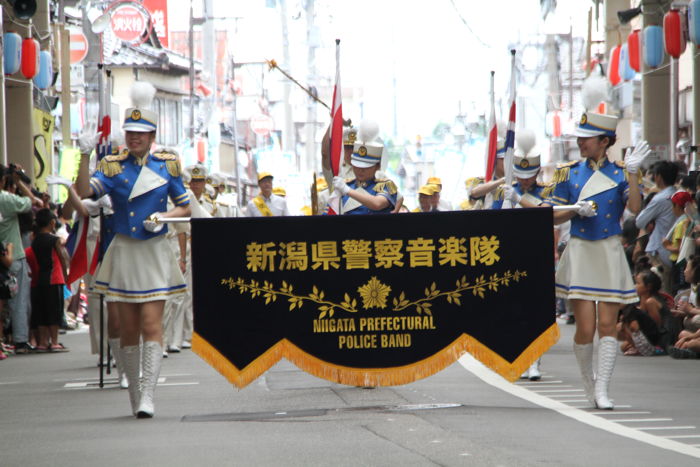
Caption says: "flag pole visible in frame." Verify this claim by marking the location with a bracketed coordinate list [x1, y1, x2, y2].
[504, 49, 517, 187]
[484, 70, 496, 181]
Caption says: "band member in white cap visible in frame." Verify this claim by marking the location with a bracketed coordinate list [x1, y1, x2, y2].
[543, 112, 649, 409]
[76, 81, 191, 418]
[330, 120, 398, 215]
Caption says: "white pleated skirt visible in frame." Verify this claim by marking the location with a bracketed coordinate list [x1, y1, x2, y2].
[93, 234, 186, 303]
[555, 235, 638, 304]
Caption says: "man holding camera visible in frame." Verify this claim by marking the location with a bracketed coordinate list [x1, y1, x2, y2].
[0, 164, 42, 353]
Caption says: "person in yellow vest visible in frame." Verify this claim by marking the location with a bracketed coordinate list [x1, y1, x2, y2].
[459, 177, 485, 210]
[246, 173, 290, 217]
[412, 184, 436, 212]
[426, 176, 452, 211]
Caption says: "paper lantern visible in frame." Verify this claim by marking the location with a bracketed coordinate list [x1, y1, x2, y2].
[690, 0, 700, 44]
[21, 38, 39, 79]
[607, 45, 621, 86]
[3, 32, 21, 75]
[627, 29, 641, 72]
[33, 50, 52, 90]
[619, 44, 636, 81]
[664, 9, 687, 58]
[643, 26, 664, 69]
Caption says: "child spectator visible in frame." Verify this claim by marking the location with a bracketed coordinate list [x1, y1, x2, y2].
[618, 268, 673, 356]
[671, 255, 700, 338]
[24, 209, 69, 352]
[663, 191, 692, 293]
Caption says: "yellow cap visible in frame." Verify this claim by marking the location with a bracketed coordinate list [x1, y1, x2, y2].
[418, 184, 436, 196]
[464, 177, 483, 189]
[272, 186, 286, 197]
[427, 176, 442, 186]
[300, 205, 312, 215]
[427, 183, 441, 193]
[257, 172, 273, 182]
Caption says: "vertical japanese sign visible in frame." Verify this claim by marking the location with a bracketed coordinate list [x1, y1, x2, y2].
[191, 209, 559, 388]
[32, 108, 54, 193]
[143, 0, 169, 48]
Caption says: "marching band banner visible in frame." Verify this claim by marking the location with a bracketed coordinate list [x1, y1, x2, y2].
[191, 209, 559, 388]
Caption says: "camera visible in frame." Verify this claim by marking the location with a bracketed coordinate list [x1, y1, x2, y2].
[7, 163, 31, 184]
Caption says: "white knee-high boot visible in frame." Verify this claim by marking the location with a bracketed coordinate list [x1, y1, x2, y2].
[121, 345, 141, 415]
[109, 338, 128, 389]
[595, 336, 617, 410]
[573, 342, 595, 406]
[137, 341, 162, 418]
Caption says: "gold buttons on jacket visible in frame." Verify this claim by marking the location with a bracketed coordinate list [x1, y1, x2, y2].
[580, 228, 585, 233]
[605, 214, 611, 219]
[130, 212, 135, 217]
[131, 227, 136, 232]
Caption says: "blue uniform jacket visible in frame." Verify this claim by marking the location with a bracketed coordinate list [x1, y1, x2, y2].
[338, 178, 398, 215]
[89, 152, 190, 240]
[545, 158, 629, 241]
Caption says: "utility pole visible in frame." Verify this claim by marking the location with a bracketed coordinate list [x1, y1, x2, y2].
[304, 0, 317, 172]
[279, 0, 294, 155]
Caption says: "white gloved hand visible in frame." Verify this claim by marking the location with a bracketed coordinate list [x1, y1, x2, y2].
[624, 140, 651, 174]
[78, 129, 101, 155]
[332, 176, 351, 196]
[45, 174, 72, 187]
[143, 212, 166, 233]
[502, 185, 521, 205]
[576, 200, 597, 217]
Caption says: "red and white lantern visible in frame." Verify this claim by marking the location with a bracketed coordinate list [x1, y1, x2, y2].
[627, 29, 641, 73]
[21, 38, 39, 79]
[664, 9, 687, 59]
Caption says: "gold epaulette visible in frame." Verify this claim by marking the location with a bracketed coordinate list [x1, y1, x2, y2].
[551, 160, 579, 184]
[540, 182, 555, 199]
[494, 186, 504, 201]
[97, 154, 128, 177]
[374, 179, 398, 195]
[613, 159, 630, 182]
[537, 181, 548, 187]
[152, 152, 182, 177]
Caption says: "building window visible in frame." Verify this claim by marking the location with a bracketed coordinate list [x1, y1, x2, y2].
[154, 95, 182, 147]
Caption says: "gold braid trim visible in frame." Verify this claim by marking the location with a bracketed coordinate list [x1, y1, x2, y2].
[540, 182, 555, 199]
[153, 152, 182, 177]
[374, 179, 398, 195]
[97, 155, 127, 177]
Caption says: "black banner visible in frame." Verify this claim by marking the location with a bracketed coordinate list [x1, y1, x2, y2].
[191, 209, 559, 388]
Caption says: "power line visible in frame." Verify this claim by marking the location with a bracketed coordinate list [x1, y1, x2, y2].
[448, 0, 492, 49]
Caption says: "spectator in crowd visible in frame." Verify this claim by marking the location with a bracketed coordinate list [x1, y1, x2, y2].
[0, 164, 42, 353]
[25, 209, 69, 352]
[663, 191, 693, 294]
[618, 268, 671, 356]
[635, 161, 680, 293]
[0, 240, 14, 360]
[671, 255, 700, 338]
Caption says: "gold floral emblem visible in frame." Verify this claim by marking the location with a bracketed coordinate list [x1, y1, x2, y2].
[357, 276, 391, 309]
[519, 159, 530, 168]
[358, 146, 367, 156]
[131, 110, 142, 120]
[580, 113, 587, 125]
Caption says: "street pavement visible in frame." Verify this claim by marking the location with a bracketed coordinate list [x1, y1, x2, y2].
[1, 319, 699, 467]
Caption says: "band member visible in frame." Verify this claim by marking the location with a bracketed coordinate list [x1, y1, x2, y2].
[76, 81, 191, 418]
[543, 112, 649, 409]
[246, 173, 290, 217]
[329, 120, 398, 215]
[413, 185, 436, 212]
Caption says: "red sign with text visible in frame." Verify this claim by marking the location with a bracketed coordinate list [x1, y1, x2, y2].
[110, 4, 147, 43]
[143, 0, 169, 48]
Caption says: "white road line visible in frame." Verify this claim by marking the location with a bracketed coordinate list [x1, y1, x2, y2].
[458, 354, 700, 460]
[612, 419, 674, 423]
[636, 426, 696, 431]
[665, 435, 700, 439]
[591, 411, 651, 415]
[532, 389, 584, 393]
[0, 381, 20, 385]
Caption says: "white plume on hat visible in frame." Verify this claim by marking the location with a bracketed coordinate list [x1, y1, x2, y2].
[515, 128, 536, 156]
[130, 81, 156, 109]
[581, 74, 608, 111]
[357, 119, 380, 143]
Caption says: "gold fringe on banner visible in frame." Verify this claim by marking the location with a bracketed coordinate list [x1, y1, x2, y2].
[192, 323, 560, 389]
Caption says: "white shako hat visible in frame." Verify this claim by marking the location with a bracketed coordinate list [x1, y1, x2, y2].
[123, 81, 158, 132]
[351, 120, 383, 168]
[513, 128, 540, 178]
[573, 112, 618, 138]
